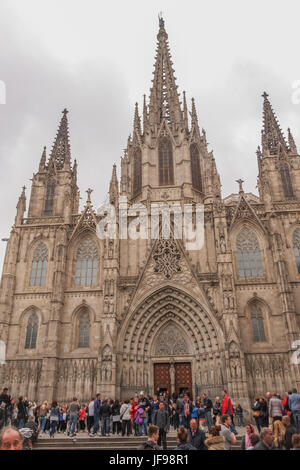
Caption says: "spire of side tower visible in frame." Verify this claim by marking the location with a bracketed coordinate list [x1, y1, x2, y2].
[48, 108, 71, 170]
[288, 127, 298, 154]
[261, 92, 288, 155]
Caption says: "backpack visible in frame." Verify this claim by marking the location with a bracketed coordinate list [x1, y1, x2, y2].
[134, 408, 144, 425]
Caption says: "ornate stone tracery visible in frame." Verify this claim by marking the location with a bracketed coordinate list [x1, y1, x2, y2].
[155, 323, 188, 356]
[153, 239, 181, 279]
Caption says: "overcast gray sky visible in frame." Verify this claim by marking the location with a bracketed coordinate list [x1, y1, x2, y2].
[1, 0, 300, 270]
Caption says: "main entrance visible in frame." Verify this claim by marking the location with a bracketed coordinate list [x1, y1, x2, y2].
[154, 362, 192, 398]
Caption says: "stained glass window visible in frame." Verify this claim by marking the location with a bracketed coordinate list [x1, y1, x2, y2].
[30, 242, 48, 286]
[25, 311, 38, 349]
[158, 137, 174, 186]
[133, 148, 142, 196]
[236, 228, 263, 278]
[78, 311, 90, 348]
[75, 238, 98, 286]
[251, 303, 266, 342]
[190, 143, 202, 191]
[280, 163, 293, 198]
[44, 180, 55, 214]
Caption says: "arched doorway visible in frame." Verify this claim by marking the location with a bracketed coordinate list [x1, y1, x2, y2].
[118, 286, 226, 400]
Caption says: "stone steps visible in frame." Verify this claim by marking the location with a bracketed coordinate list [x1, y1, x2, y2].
[34, 435, 243, 450]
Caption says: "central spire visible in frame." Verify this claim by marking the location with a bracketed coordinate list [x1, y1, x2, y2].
[49, 108, 71, 170]
[261, 92, 288, 155]
[148, 16, 182, 127]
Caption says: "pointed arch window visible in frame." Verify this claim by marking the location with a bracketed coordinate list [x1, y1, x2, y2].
[280, 163, 294, 198]
[190, 143, 202, 191]
[158, 137, 174, 186]
[236, 228, 263, 278]
[44, 180, 55, 214]
[293, 228, 300, 274]
[30, 242, 48, 286]
[133, 147, 142, 196]
[75, 238, 98, 286]
[251, 303, 266, 342]
[25, 311, 39, 349]
[78, 310, 90, 348]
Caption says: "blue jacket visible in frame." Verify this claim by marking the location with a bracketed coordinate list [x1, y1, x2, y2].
[94, 398, 101, 416]
[289, 393, 300, 412]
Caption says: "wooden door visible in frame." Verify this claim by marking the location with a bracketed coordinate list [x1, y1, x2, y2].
[175, 363, 192, 398]
[154, 363, 171, 394]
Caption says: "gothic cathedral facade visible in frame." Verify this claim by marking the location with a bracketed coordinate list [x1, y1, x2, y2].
[1, 19, 300, 418]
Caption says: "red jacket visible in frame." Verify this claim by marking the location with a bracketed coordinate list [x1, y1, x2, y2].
[130, 402, 138, 420]
[221, 395, 234, 416]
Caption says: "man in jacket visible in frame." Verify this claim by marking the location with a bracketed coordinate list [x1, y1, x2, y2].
[288, 388, 300, 432]
[187, 418, 207, 450]
[253, 427, 275, 450]
[153, 401, 170, 450]
[202, 393, 213, 429]
[221, 390, 237, 434]
[137, 425, 161, 450]
[138, 392, 151, 436]
[91, 393, 101, 436]
[100, 399, 112, 436]
[178, 394, 192, 429]
[0, 388, 11, 427]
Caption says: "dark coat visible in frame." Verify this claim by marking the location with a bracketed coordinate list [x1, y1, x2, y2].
[100, 403, 112, 419]
[187, 428, 207, 450]
[283, 424, 297, 450]
[174, 442, 196, 450]
[253, 440, 275, 450]
[177, 400, 193, 417]
[137, 440, 162, 450]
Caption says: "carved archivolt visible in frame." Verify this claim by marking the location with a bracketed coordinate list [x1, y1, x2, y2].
[119, 287, 222, 359]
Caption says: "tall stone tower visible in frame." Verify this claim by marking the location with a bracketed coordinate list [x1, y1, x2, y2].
[0, 18, 300, 418]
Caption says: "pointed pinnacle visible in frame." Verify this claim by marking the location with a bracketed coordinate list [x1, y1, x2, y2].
[49, 108, 71, 170]
[288, 127, 297, 153]
[183, 91, 188, 130]
[39, 146, 47, 170]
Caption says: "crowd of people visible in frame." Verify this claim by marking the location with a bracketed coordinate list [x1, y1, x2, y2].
[1, 385, 300, 450]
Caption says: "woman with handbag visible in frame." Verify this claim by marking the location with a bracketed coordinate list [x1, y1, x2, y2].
[120, 399, 132, 436]
[252, 397, 261, 433]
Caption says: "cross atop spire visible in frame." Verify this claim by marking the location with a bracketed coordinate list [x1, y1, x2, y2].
[148, 16, 182, 127]
[49, 108, 71, 170]
[236, 178, 244, 193]
[86, 188, 93, 204]
[261, 92, 288, 155]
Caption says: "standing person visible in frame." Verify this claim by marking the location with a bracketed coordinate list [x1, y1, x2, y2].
[138, 392, 151, 436]
[202, 394, 213, 429]
[176, 394, 184, 427]
[259, 397, 269, 428]
[150, 395, 159, 424]
[234, 403, 245, 427]
[100, 399, 112, 436]
[221, 390, 237, 435]
[253, 427, 275, 450]
[213, 397, 222, 425]
[268, 392, 284, 423]
[252, 396, 261, 433]
[241, 424, 255, 450]
[111, 399, 121, 435]
[78, 405, 86, 432]
[130, 396, 139, 436]
[17, 396, 28, 429]
[179, 394, 192, 429]
[220, 414, 237, 450]
[91, 394, 101, 436]
[39, 402, 48, 434]
[49, 401, 60, 438]
[153, 401, 170, 450]
[288, 388, 300, 432]
[282, 392, 291, 417]
[87, 398, 94, 434]
[0, 388, 12, 426]
[67, 397, 80, 437]
[120, 399, 132, 436]
[187, 418, 207, 450]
